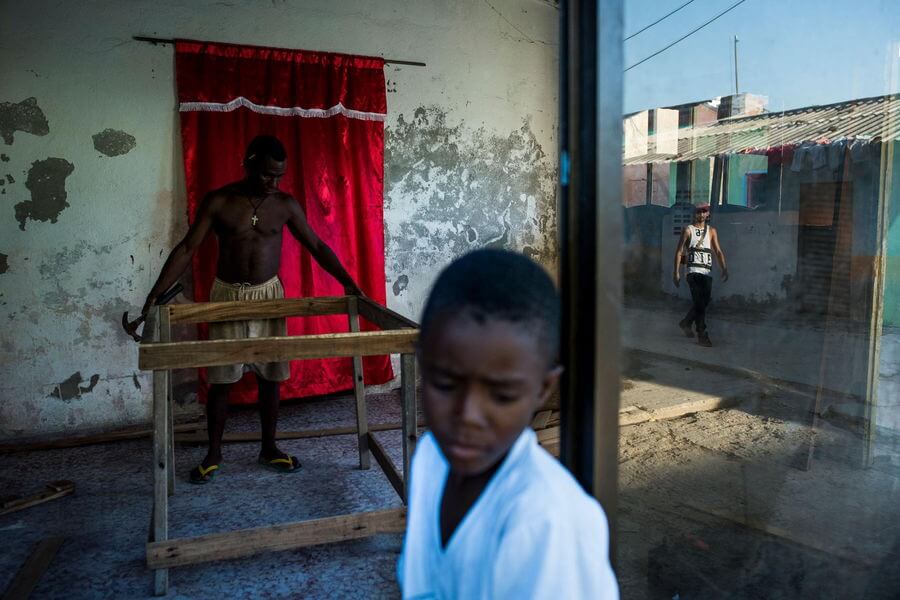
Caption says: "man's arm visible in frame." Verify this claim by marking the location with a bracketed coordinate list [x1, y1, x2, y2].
[672, 227, 690, 288]
[141, 192, 219, 315]
[285, 200, 364, 296]
[711, 228, 729, 282]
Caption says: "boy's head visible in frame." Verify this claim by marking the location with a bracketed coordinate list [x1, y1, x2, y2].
[418, 249, 562, 477]
[244, 135, 287, 193]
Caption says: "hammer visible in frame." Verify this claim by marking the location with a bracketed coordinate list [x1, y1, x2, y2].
[122, 283, 184, 342]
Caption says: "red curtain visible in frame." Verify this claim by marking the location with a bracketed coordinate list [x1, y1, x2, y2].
[175, 40, 393, 404]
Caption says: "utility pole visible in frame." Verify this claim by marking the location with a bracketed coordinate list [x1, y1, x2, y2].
[733, 35, 740, 94]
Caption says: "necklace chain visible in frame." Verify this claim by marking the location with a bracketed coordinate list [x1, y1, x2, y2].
[247, 194, 267, 227]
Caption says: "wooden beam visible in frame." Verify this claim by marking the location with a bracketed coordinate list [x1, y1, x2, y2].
[367, 433, 405, 501]
[400, 353, 418, 502]
[140, 305, 159, 344]
[139, 330, 418, 371]
[358, 297, 419, 330]
[160, 307, 175, 497]
[531, 410, 552, 430]
[174, 420, 427, 445]
[167, 297, 350, 325]
[0, 423, 203, 453]
[0, 481, 74, 516]
[348, 297, 370, 470]
[1, 537, 64, 600]
[146, 507, 406, 569]
[150, 303, 170, 596]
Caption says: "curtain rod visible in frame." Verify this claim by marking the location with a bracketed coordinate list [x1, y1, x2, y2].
[132, 36, 426, 67]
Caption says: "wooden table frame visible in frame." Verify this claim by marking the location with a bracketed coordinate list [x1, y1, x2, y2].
[139, 296, 419, 596]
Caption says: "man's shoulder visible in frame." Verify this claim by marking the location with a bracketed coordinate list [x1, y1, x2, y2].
[272, 190, 298, 205]
[206, 183, 241, 203]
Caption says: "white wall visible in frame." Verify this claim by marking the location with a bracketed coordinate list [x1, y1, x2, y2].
[0, 0, 559, 439]
[660, 211, 799, 303]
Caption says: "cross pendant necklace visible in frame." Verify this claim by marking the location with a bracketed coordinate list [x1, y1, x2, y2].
[247, 195, 267, 227]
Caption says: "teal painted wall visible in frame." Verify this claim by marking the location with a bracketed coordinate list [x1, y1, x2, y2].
[727, 154, 769, 206]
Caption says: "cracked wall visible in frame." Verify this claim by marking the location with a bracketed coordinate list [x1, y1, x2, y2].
[385, 106, 557, 318]
[0, 0, 558, 439]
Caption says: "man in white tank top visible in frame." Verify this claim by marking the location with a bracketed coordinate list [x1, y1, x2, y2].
[672, 204, 728, 346]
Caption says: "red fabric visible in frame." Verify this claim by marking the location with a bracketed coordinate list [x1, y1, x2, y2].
[175, 40, 393, 404]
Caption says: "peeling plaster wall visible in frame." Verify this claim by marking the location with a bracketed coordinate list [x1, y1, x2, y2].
[0, 0, 558, 439]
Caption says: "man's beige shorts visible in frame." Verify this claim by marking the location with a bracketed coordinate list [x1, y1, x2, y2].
[207, 275, 290, 384]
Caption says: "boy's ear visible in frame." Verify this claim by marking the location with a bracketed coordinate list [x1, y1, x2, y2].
[537, 365, 564, 407]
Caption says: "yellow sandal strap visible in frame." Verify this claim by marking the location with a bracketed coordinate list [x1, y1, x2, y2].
[197, 464, 219, 477]
[269, 457, 294, 466]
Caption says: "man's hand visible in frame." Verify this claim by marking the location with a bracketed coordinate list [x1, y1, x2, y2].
[673, 271, 681, 288]
[140, 297, 153, 319]
[721, 268, 729, 283]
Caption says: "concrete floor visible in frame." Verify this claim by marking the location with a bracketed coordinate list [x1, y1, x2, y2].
[0, 392, 410, 599]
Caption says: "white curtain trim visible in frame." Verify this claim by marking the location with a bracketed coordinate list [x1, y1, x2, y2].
[179, 97, 386, 121]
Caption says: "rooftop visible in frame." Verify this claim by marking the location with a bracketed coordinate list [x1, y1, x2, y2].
[624, 93, 900, 165]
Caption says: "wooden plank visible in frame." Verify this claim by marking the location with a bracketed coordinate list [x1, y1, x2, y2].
[141, 305, 159, 345]
[159, 308, 175, 498]
[536, 425, 560, 443]
[139, 330, 418, 371]
[146, 507, 406, 569]
[367, 433, 405, 501]
[531, 410, 552, 430]
[1, 537, 64, 600]
[0, 481, 74, 516]
[167, 296, 349, 325]
[358, 297, 419, 330]
[547, 411, 560, 427]
[348, 298, 370, 470]
[400, 354, 418, 503]
[541, 439, 560, 458]
[0, 423, 203, 454]
[174, 420, 427, 445]
[151, 310, 169, 595]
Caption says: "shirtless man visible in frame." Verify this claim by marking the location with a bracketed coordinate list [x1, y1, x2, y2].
[142, 135, 363, 483]
[673, 203, 728, 347]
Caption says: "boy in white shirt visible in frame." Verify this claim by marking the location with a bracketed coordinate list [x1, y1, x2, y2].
[398, 249, 619, 599]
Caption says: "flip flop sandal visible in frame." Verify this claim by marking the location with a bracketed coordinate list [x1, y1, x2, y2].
[258, 455, 301, 473]
[189, 463, 220, 484]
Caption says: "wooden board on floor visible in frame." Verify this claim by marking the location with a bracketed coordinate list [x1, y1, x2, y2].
[167, 297, 349, 325]
[146, 507, 406, 569]
[174, 420, 426, 445]
[139, 330, 418, 371]
[0, 423, 203, 454]
[0, 481, 74, 516]
[2, 537, 64, 600]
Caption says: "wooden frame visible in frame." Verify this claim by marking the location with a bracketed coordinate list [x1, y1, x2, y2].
[139, 296, 418, 596]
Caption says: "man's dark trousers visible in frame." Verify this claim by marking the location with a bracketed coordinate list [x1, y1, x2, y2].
[684, 273, 712, 334]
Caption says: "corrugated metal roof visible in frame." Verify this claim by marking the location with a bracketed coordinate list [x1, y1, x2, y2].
[623, 94, 900, 165]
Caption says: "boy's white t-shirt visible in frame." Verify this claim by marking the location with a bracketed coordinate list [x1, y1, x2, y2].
[398, 429, 619, 600]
